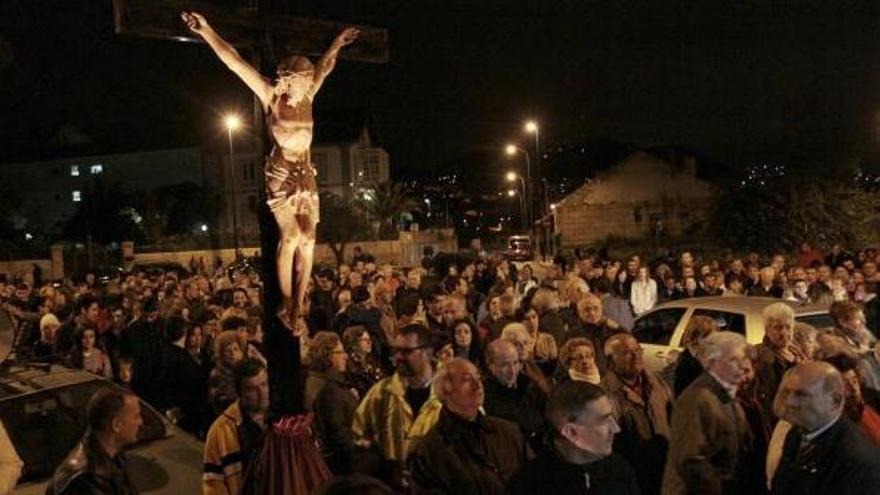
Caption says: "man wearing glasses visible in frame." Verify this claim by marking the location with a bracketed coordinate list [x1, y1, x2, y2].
[353, 323, 442, 489]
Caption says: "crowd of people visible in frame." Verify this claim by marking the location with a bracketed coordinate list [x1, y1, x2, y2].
[1, 241, 880, 494]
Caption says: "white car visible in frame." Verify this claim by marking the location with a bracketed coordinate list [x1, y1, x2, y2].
[631, 296, 833, 375]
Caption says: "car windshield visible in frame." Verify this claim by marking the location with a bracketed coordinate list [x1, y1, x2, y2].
[0, 380, 168, 482]
[510, 240, 530, 250]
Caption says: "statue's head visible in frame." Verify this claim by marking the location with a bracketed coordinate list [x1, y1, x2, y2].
[276, 55, 313, 77]
[275, 55, 314, 101]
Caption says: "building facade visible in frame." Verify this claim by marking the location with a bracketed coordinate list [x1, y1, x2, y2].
[554, 151, 716, 246]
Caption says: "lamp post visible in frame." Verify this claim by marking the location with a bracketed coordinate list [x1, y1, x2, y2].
[506, 171, 527, 229]
[224, 114, 241, 259]
[505, 144, 532, 235]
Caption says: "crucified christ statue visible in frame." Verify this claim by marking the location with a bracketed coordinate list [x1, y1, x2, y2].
[182, 11, 358, 330]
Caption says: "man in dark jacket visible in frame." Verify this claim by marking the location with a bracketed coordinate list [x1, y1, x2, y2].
[45, 388, 142, 494]
[482, 339, 546, 450]
[160, 317, 208, 436]
[120, 297, 164, 407]
[773, 361, 880, 494]
[507, 380, 640, 495]
[408, 358, 531, 495]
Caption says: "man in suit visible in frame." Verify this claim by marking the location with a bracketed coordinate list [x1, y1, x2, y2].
[772, 361, 880, 495]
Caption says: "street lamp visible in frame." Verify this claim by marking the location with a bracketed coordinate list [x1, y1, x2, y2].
[224, 113, 242, 259]
[504, 144, 532, 233]
[506, 171, 527, 228]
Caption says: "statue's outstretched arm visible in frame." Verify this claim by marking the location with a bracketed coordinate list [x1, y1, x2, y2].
[309, 27, 360, 99]
[181, 11, 273, 107]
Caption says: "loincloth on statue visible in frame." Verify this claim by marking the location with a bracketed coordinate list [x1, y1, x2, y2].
[265, 149, 320, 224]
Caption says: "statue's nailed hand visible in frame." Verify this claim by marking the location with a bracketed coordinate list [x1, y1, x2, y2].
[335, 27, 360, 48]
[181, 11, 208, 35]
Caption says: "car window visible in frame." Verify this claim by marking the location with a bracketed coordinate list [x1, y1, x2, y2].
[692, 309, 746, 335]
[796, 313, 834, 330]
[633, 308, 687, 345]
[0, 380, 167, 482]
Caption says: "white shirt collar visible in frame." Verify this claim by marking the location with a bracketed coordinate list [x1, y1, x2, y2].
[803, 414, 841, 442]
[708, 370, 738, 398]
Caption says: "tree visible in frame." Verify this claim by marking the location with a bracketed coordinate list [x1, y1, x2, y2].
[710, 162, 879, 252]
[317, 192, 372, 267]
[356, 181, 420, 239]
[62, 178, 146, 244]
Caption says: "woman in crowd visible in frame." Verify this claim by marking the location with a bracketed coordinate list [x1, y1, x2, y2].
[71, 327, 113, 379]
[557, 337, 601, 385]
[451, 319, 483, 366]
[342, 325, 386, 399]
[304, 332, 358, 474]
[521, 306, 558, 374]
[208, 330, 244, 415]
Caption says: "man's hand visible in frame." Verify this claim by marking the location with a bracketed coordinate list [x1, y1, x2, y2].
[333, 27, 360, 48]
[180, 11, 209, 35]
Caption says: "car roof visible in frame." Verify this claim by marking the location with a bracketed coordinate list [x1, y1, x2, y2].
[652, 296, 828, 316]
[0, 363, 101, 401]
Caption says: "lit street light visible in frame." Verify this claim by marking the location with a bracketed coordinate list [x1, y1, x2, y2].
[504, 144, 532, 235]
[506, 171, 527, 228]
[507, 189, 516, 197]
[224, 113, 242, 259]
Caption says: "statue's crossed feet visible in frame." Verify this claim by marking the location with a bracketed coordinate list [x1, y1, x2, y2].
[276, 304, 307, 337]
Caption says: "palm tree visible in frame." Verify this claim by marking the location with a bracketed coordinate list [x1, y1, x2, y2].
[356, 181, 420, 239]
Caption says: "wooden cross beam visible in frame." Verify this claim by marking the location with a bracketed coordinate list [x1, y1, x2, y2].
[113, 0, 389, 63]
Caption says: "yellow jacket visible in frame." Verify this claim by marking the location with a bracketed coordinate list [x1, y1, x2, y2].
[202, 401, 245, 495]
[352, 372, 442, 462]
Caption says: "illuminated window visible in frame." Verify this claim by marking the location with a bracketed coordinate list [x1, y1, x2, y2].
[90, 164, 103, 174]
[70, 165, 80, 176]
[72, 191, 82, 202]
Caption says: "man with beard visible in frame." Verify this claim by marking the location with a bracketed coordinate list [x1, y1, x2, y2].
[409, 358, 531, 494]
[353, 324, 442, 488]
[203, 358, 270, 495]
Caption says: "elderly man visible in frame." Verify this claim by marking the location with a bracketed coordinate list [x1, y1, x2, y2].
[662, 331, 751, 495]
[603, 333, 672, 495]
[408, 358, 530, 494]
[482, 339, 546, 448]
[46, 388, 143, 494]
[753, 303, 807, 437]
[353, 324, 442, 487]
[568, 293, 622, 374]
[772, 362, 880, 494]
[507, 381, 639, 494]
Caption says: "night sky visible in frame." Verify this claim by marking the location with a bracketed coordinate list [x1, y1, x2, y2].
[3, 1, 880, 178]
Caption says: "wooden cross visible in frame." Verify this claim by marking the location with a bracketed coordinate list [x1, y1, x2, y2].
[113, 0, 388, 414]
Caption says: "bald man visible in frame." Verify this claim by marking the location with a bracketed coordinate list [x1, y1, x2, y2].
[408, 358, 530, 494]
[772, 362, 880, 495]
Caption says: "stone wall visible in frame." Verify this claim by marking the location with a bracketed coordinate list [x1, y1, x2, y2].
[0, 230, 457, 280]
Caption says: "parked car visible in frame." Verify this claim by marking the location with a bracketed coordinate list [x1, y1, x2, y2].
[631, 296, 833, 375]
[2, 363, 203, 494]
